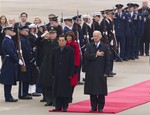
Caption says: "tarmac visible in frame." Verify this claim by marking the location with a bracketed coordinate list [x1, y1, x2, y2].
[0, 0, 150, 115]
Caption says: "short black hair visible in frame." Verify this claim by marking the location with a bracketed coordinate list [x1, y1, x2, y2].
[59, 34, 66, 40]
[20, 12, 28, 18]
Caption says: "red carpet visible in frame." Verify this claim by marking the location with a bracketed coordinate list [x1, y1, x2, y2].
[49, 80, 150, 114]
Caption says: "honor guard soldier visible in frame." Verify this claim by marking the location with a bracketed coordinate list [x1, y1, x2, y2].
[139, 0, 150, 56]
[125, 3, 135, 60]
[91, 12, 101, 36]
[114, 4, 126, 61]
[63, 18, 73, 34]
[0, 26, 21, 102]
[133, 4, 144, 59]
[46, 14, 63, 37]
[28, 23, 41, 96]
[82, 14, 92, 43]
[72, 14, 85, 84]
[18, 25, 35, 100]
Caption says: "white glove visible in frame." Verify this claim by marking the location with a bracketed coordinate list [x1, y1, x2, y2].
[18, 59, 23, 65]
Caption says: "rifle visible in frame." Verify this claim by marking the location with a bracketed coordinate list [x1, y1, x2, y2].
[76, 10, 79, 41]
[60, 12, 63, 28]
[17, 24, 26, 72]
[103, 16, 109, 44]
[85, 24, 90, 46]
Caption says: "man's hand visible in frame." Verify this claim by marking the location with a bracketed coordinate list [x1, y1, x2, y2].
[96, 51, 104, 57]
[18, 59, 23, 65]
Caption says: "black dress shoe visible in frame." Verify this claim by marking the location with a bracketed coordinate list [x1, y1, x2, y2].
[63, 108, 67, 112]
[110, 72, 116, 75]
[40, 99, 46, 102]
[32, 92, 41, 96]
[52, 108, 62, 111]
[5, 98, 18, 102]
[19, 95, 32, 100]
[89, 109, 97, 112]
[44, 103, 52, 106]
[108, 74, 113, 77]
[98, 109, 103, 112]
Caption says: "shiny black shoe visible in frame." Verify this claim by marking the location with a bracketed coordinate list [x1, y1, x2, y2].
[63, 108, 67, 112]
[32, 92, 41, 96]
[52, 108, 62, 111]
[40, 99, 46, 102]
[89, 109, 97, 112]
[110, 72, 116, 75]
[108, 74, 113, 77]
[44, 103, 52, 106]
[19, 95, 32, 100]
[98, 109, 103, 112]
[5, 98, 18, 102]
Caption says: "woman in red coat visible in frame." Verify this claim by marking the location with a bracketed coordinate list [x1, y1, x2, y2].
[65, 31, 80, 103]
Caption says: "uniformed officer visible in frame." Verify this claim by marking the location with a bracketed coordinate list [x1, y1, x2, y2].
[72, 15, 85, 84]
[91, 12, 101, 35]
[0, 26, 23, 102]
[63, 18, 73, 35]
[133, 4, 144, 59]
[46, 14, 63, 37]
[125, 3, 135, 60]
[82, 14, 92, 44]
[18, 25, 35, 100]
[114, 4, 126, 61]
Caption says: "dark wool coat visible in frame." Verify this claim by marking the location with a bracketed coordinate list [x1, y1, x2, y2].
[39, 38, 58, 87]
[84, 42, 110, 95]
[52, 46, 74, 97]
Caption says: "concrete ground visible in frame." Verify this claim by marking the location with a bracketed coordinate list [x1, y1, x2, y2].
[0, 0, 150, 115]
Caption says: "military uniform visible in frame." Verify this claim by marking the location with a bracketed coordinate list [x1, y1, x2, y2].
[0, 27, 19, 102]
[18, 26, 35, 99]
[114, 4, 126, 60]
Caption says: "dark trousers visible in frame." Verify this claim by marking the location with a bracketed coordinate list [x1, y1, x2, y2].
[135, 36, 141, 57]
[69, 86, 75, 103]
[110, 47, 115, 73]
[4, 84, 13, 100]
[43, 86, 54, 104]
[116, 36, 125, 60]
[90, 94, 105, 110]
[55, 97, 69, 110]
[125, 35, 132, 59]
[140, 39, 149, 55]
[18, 81, 29, 97]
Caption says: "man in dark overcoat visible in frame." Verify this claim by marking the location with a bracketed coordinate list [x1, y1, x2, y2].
[0, 26, 23, 102]
[39, 27, 58, 106]
[84, 31, 110, 112]
[52, 35, 74, 112]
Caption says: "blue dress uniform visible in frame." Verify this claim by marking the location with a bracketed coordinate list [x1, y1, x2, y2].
[114, 4, 126, 60]
[133, 4, 145, 59]
[124, 3, 135, 60]
[0, 27, 19, 102]
[63, 18, 73, 35]
[82, 23, 92, 43]
[18, 26, 35, 99]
